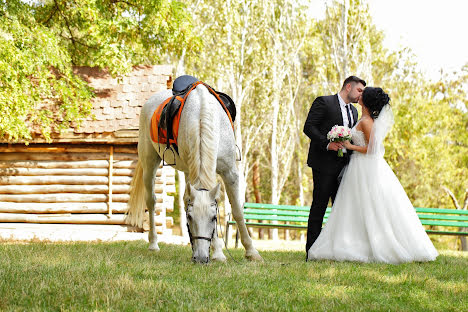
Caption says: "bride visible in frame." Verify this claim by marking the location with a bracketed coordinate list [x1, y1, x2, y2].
[307, 87, 438, 264]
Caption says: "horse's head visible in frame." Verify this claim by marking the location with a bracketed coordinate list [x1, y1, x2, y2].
[185, 183, 221, 263]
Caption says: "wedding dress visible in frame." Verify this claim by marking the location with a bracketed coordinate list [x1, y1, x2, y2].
[308, 106, 438, 264]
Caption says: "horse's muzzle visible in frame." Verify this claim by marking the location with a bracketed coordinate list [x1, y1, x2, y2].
[192, 255, 209, 264]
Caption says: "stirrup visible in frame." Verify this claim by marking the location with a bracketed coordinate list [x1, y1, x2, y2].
[162, 146, 176, 166]
[235, 144, 242, 161]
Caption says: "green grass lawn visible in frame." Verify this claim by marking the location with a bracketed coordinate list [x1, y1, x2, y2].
[0, 241, 467, 311]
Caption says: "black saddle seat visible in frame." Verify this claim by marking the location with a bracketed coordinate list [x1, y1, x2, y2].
[171, 75, 236, 122]
[158, 75, 199, 132]
[172, 75, 199, 94]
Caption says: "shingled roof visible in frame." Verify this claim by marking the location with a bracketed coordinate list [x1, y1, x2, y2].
[30, 65, 172, 144]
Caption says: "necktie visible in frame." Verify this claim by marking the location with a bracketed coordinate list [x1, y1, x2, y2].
[345, 104, 353, 128]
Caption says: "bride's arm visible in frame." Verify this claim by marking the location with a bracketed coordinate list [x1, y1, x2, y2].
[343, 119, 373, 154]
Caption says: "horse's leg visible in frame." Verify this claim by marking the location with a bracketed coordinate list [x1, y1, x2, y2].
[221, 169, 262, 261]
[141, 151, 162, 251]
[211, 233, 227, 262]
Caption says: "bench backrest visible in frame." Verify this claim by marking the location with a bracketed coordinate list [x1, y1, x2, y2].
[241, 203, 468, 228]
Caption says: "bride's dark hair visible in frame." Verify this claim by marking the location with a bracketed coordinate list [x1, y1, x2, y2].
[362, 87, 390, 119]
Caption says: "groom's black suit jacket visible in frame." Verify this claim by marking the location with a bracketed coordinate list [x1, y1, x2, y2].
[303, 94, 358, 176]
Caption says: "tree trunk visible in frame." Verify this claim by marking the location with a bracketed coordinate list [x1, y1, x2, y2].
[442, 186, 467, 251]
[252, 156, 264, 239]
[342, 0, 349, 78]
[297, 154, 306, 242]
[270, 95, 280, 240]
[252, 157, 262, 203]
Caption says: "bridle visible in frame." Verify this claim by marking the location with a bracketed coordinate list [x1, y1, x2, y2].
[185, 187, 242, 264]
[186, 188, 218, 246]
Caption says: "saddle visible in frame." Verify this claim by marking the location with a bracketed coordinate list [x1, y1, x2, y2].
[150, 75, 236, 158]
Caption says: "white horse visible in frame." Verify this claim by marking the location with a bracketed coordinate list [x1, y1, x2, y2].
[126, 84, 262, 263]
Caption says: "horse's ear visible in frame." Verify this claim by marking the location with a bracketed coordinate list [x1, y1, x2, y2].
[188, 184, 197, 200]
[209, 183, 221, 201]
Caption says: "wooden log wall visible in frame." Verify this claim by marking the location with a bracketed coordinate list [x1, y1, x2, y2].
[0, 144, 176, 235]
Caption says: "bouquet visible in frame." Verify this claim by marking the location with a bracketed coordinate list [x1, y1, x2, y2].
[327, 125, 352, 157]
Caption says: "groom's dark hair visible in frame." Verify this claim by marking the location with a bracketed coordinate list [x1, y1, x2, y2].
[341, 76, 366, 90]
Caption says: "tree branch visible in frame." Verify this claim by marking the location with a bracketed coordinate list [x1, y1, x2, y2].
[464, 188, 468, 210]
[54, 0, 78, 57]
[442, 185, 461, 210]
[42, 6, 59, 25]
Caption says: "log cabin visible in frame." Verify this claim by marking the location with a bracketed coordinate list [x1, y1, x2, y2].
[0, 65, 176, 240]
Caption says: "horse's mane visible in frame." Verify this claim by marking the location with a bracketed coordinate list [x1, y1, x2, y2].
[183, 85, 217, 189]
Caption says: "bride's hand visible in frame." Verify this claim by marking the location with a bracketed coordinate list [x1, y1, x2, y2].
[343, 140, 353, 150]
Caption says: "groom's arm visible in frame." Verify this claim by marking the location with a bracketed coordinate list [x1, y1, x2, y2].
[303, 97, 329, 151]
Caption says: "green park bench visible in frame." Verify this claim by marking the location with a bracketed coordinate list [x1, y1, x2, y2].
[225, 202, 468, 247]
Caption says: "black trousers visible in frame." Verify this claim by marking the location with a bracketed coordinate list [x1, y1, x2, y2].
[305, 168, 341, 256]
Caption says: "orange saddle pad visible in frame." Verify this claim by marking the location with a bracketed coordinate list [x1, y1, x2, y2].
[150, 96, 184, 145]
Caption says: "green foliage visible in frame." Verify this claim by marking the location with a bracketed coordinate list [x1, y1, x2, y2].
[0, 0, 196, 142]
[385, 60, 468, 208]
[33, 0, 198, 76]
[0, 3, 93, 141]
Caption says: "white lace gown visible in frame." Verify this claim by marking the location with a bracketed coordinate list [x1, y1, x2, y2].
[308, 124, 438, 264]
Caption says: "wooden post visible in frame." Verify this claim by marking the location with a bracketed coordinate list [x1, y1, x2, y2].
[108, 146, 114, 216]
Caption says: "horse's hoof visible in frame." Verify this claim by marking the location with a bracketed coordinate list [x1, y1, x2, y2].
[148, 244, 160, 252]
[245, 251, 263, 262]
[211, 254, 227, 262]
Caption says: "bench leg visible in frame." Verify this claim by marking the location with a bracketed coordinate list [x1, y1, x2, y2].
[235, 229, 239, 248]
[225, 222, 230, 247]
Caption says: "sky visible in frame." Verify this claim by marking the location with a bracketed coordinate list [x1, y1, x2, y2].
[308, 0, 468, 80]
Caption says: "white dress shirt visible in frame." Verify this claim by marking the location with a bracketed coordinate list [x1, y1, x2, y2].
[337, 93, 354, 128]
[326, 93, 353, 152]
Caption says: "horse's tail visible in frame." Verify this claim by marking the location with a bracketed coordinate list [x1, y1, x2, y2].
[198, 85, 218, 189]
[125, 160, 146, 228]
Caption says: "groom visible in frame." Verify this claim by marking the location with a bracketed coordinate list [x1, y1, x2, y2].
[303, 76, 366, 260]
